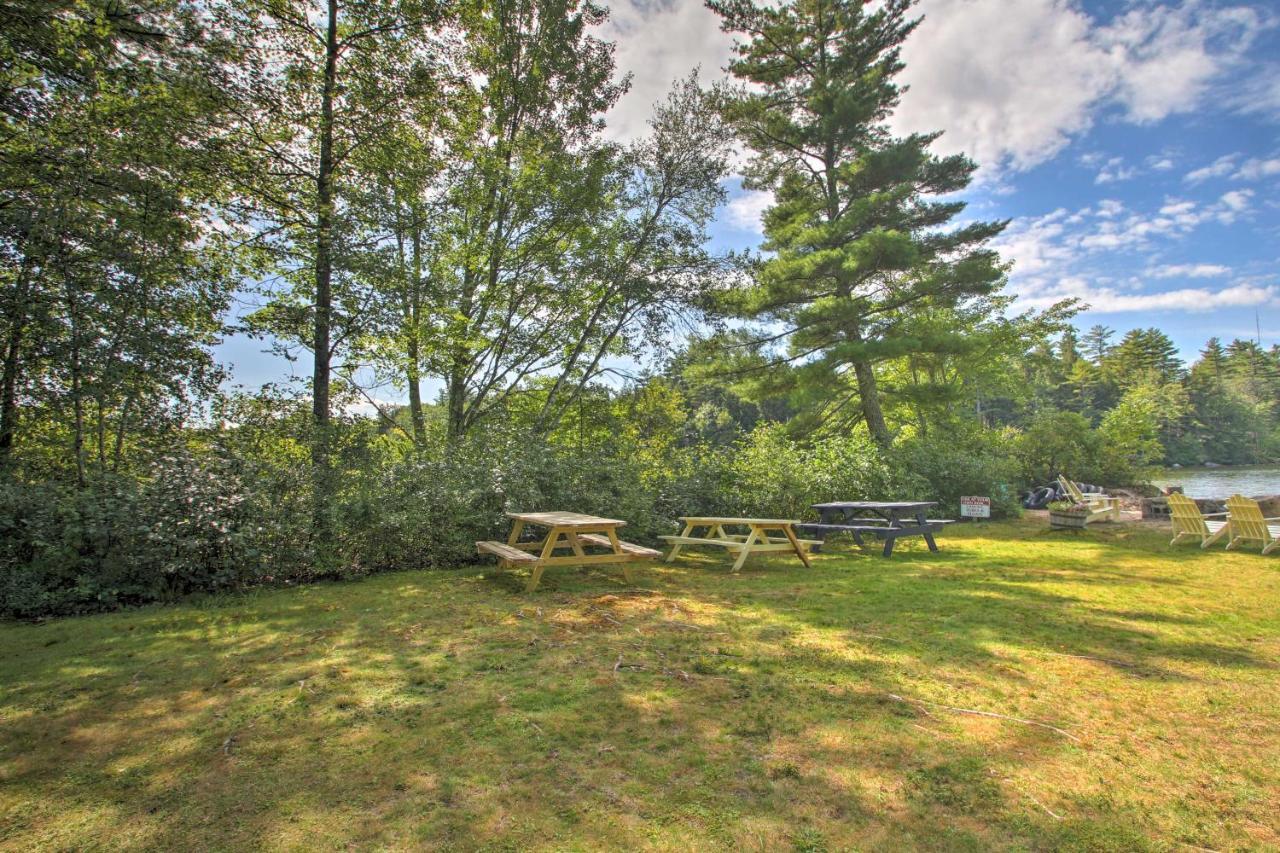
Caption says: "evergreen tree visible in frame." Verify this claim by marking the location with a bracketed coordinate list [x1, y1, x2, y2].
[1106, 328, 1182, 387]
[709, 0, 1008, 446]
[1083, 324, 1114, 364]
[1196, 337, 1227, 378]
[1059, 327, 1080, 370]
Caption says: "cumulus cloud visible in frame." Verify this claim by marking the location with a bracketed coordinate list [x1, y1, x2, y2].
[1097, 3, 1263, 123]
[599, 0, 1276, 176]
[1095, 157, 1138, 184]
[599, 0, 734, 143]
[997, 192, 1267, 313]
[892, 0, 1272, 174]
[724, 189, 773, 234]
[1147, 263, 1232, 279]
[1018, 282, 1278, 313]
[1234, 157, 1280, 180]
[1184, 153, 1244, 183]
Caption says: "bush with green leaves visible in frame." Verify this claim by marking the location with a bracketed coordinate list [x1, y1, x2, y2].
[897, 428, 1022, 518]
[0, 452, 268, 617]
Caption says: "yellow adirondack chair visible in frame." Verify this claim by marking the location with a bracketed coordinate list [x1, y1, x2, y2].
[1224, 495, 1280, 555]
[1057, 475, 1121, 523]
[1166, 493, 1230, 548]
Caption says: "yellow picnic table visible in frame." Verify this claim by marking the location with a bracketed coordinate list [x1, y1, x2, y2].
[660, 516, 820, 572]
[476, 511, 660, 592]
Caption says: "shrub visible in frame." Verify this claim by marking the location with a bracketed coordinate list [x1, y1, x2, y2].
[0, 451, 269, 617]
[897, 429, 1022, 518]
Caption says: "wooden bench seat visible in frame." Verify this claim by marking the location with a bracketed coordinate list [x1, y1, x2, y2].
[797, 519, 956, 557]
[798, 520, 954, 535]
[577, 533, 661, 558]
[659, 535, 746, 549]
[476, 540, 538, 563]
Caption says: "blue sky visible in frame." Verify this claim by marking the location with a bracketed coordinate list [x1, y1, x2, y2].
[217, 0, 1280, 396]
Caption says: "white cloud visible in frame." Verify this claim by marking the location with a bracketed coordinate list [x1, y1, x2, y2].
[997, 192, 1265, 313]
[1218, 189, 1253, 220]
[1017, 281, 1278, 313]
[1234, 157, 1280, 180]
[1147, 263, 1232, 279]
[600, 0, 1275, 177]
[894, 0, 1111, 172]
[1094, 156, 1137, 184]
[599, 0, 734, 143]
[1226, 62, 1280, 119]
[1097, 4, 1263, 123]
[894, 0, 1271, 175]
[724, 189, 773, 234]
[1096, 199, 1125, 218]
[1147, 155, 1176, 171]
[1185, 153, 1239, 183]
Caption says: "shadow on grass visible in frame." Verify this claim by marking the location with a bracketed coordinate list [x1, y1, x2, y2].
[1, 522, 1276, 850]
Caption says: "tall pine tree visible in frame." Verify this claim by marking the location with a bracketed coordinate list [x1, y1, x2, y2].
[709, 0, 1008, 445]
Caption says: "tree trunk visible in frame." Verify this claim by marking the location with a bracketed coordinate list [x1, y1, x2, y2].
[311, 0, 340, 558]
[0, 261, 31, 463]
[405, 224, 426, 445]
[445, 365, 466, 441]
[853, 358, 891, 448]
[406, 341, 426, 445]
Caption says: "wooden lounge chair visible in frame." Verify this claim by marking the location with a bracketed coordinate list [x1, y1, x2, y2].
[1166, 493, 1230, 549]
[1056, 475, 1121, 523]
[1223, 495, 1280, 555]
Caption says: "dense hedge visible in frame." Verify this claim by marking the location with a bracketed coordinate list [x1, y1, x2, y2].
[1, 424, 1030, 618]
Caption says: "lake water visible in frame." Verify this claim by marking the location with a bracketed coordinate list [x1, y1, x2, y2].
[1152, 465, 1280, 498]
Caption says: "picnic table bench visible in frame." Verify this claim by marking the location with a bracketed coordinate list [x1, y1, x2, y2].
[660, 517, 822, 572]
[797, 501, 953, 557]
[477, 511, 659, 592]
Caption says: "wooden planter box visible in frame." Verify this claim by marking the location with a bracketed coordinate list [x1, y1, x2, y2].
[1049, 510, 1090, 529]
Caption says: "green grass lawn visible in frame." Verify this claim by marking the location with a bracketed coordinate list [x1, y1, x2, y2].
[2, 520, 1278, 851]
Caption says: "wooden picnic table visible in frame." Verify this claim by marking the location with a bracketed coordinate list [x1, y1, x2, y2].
[800, 501, 950, 557]
[659, 517, 821, 572]
[476, 511, 659, 592]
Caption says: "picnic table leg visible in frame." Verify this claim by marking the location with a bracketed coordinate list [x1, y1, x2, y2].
[506, 520, 526, 547]
[731, 527, 760, 572]
[840, 509, 866, 547]
[882, 533, 896, 558]
[666, 521, 694, 562]
[808, 513, 829, 553]
[606, 528, 635, 584]
[526, 526, 565, 593]
[780, 524, 812, 568]
[919, 511, 939, 552]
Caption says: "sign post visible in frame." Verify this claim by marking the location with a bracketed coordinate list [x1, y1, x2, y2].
[960, 496, 991, 520]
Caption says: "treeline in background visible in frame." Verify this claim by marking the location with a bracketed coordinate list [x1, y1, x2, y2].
[2, 0, 1277, 617]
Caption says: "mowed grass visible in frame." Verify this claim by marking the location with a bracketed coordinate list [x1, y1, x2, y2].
[2, 521, 1279, 851]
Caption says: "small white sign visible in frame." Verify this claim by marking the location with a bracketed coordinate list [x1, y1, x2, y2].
[960, 496, 991, 518]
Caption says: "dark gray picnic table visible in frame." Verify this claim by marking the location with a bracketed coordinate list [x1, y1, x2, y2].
[798, 501, 950, 557]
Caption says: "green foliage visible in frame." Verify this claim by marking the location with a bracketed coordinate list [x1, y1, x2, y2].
[709, 0, 1016, 444]
[0, 453, 263, 617]
[1012, 411, 1106, 487]
[1097, 385, 1167, 483]
[896, 428, 1022, 518]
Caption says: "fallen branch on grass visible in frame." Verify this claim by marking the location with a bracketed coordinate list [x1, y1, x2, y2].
[886, 694, 1081, 743]
[613, 654, 645, 674]
[1024, 791, 1062, 820]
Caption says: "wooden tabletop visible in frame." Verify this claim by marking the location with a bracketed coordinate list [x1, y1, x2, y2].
[812, 501, 937, 511]
[679, 516, 801, 525]
[506, 511, 627, 527]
